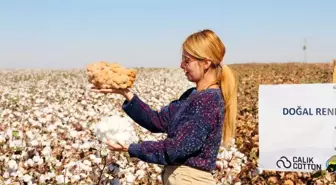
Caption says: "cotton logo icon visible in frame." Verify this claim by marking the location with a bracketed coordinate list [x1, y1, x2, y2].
[276, 156, 291, 168]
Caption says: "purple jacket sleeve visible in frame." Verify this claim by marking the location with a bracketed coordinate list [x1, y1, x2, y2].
[127, 93, 216, 165]
[122, 94, 179, 133]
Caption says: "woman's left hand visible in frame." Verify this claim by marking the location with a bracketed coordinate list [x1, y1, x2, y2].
[105, 140, 129, 152]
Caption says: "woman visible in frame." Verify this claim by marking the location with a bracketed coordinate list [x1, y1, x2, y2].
[91, 29, 238, 185]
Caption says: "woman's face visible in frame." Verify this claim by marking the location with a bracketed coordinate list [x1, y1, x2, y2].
[180, 50, 205, 82]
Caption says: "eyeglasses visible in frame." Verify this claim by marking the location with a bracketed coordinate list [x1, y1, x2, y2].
[181, 55, 202, 67]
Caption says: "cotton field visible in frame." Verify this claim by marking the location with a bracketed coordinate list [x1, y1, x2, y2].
[0, 63, 335, 185]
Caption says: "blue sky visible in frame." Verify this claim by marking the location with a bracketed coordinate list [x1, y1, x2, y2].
[0, 0, 335, 69]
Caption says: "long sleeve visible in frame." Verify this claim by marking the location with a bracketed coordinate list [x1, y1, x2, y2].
[122, 94, 180, 133]
[127, 93, 218, 165]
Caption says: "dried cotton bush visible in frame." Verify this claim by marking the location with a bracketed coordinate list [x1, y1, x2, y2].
[87, 61, 136, 89]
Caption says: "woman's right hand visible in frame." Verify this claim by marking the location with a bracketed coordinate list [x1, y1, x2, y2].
[90, 86, 125, 94]
[90, 87, 134, 101]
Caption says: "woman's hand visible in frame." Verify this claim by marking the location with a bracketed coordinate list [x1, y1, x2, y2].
[90, 87, 134, 102]
[90, 86, 126, 95]
[105, 140, 129, 152]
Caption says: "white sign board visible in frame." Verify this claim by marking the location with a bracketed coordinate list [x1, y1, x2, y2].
[258, 83, 336, 172]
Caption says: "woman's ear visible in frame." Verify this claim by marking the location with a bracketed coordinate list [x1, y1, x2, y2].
[204, 60, 212, 69]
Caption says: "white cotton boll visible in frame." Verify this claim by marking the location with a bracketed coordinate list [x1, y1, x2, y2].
[39, 175, 47, 183]
[88, 110, 95, 117]
[150, 174, 157, 180]
[23, 174, 32, 182]
[70, 130, 78, 138]
[47, 125, 57, 132]
[37, 158, 44, 165]
[0, 155, 5, 161]
[80, 141, 91, 150]
[66, 172, 73, 178]
[94, 158, 102, 164]
[34, 110, 42, 117]
[223, 151, 233, 161]
[8, 160, 18, 171]
[135, 170, 146, 179]
[56, 161, 62, 167]
[89, 154, 96, 161]
[24, 159, 34, 167]
[4, 179, 11, 185]
[227, 175, 233, 184]
[81, 164, 92, 172]
[100, 148, 109, 157]
[157, 174, 162, 182]
[60, 140, 66, 146]
[126, 173, 135, 184]
[42, 146, 52, 156]
[56, 175, 68, 184]
[93, 115, 139, 147]
[114, 132, 132, 146]
[80, 173, 87, 178]
[0, 132, 5, 142]
[233, 165, 241, 173]
[235, 152, 245, 159]
[42, 140, 51, 146]
[54, 119, 62, 126]
[10, 171, 18, 177]
[153, 165, 162, 173]
[26, 131, 34, 139]
[31, 139, 39, 147]
[65, 161, 76, 169]
[136, 161, 148, 169]
[51, 132, 57, 138]
[17, 171, 23, 179]
[5, 129, 12, 139]
[95, 120, 109, 133]
[71, 175, 81, 182]
[128, 166, 136, 174]
[46, 172, 55, 179]
[223, 160, 228, 169]
[10, 140, 22, 148]
[33, 155, 41, 163]
[83, 160, 91, 166]
[230, 147, 237, 152]
[3, 172, 9, 179]
[11, 154, 20, 160]
[12, 121, 20, 127]
[64, 145, 72, 150]
[39, 117, 47, 124]
[72, 143, 79, 149]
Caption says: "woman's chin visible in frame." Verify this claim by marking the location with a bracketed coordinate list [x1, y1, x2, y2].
[186, 76, 196, 83]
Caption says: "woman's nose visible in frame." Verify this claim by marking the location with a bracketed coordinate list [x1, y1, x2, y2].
[180, 62, 184, 69]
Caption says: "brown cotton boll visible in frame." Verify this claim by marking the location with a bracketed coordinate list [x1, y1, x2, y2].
[119, 83, 127, 89]
[109, 62, 121, 68]
[117, 75, 129, 84]
[101, 84, 110, 89]
[111, 82, 120, 89]
[126, 80, 133, 88]
[127, 69, 137, 78]
[86, 61, 137, 89]
[97, 77, 105, 84]
[107, 79, 114, 86]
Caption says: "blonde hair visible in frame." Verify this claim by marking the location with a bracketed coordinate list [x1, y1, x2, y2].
[182, 29, 238, 149]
